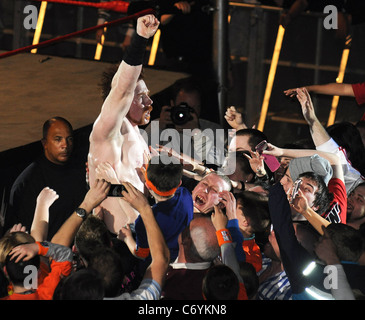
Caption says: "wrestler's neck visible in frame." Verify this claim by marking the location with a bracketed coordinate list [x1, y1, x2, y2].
[126, 115, 145, 127]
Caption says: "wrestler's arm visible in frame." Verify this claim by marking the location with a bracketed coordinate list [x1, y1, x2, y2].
[91, 15, 160, 142]
[91, 63, 140, 143]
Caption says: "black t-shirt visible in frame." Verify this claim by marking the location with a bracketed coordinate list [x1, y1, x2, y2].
[6, 155, 87, 240]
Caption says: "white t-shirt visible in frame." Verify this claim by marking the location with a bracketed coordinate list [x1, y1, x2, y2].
[316, 138, 364, 194]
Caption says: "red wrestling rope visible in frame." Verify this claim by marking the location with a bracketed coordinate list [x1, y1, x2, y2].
[30, 0, 130, 13]
[0, 8, 155, 59]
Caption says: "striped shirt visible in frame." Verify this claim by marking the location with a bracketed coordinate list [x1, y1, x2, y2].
[257, 257, 292, 300]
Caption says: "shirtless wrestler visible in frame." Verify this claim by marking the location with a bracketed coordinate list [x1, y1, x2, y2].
[88, 14, 160, 234]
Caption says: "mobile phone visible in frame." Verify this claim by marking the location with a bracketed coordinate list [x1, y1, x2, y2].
[107, 184, 127, 197]
[290, 179, 302, 204]
[255, 140, 268, 154]
[255, 140, 280, 172]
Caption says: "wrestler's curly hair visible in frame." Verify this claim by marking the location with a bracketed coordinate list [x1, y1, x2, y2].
[99, 63, 144, 101]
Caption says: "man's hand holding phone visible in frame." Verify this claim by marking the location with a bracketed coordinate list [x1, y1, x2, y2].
[255, 140, 280, 172]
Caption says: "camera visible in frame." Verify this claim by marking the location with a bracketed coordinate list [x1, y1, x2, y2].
[107, 184, 127, 197]
[289, 179, 302, 204]
[255, 140, 268, 154]
[254, 140, 281, 172]
[169, 103, 195, 126]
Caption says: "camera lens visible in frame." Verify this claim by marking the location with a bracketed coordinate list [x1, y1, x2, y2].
[170, 103, 193, 125]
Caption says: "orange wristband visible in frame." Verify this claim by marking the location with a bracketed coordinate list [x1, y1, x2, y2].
[216, 229, 232, 247]
[36, 241, 49, 256]
[134, 247, 150, 259]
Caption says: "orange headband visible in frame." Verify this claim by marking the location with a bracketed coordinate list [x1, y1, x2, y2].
[145, 178, 179, 197]
[144, 165, 180, 197]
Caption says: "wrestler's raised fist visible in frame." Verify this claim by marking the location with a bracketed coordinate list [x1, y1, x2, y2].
[136, 14, 160, 39]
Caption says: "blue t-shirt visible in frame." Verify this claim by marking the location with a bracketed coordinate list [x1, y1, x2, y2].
[134, 187, 194, 261]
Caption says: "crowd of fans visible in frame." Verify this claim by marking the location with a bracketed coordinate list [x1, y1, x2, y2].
[0, 9, 365, 302]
